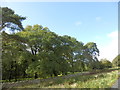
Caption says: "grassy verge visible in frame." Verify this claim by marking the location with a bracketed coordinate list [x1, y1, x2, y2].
[2, 67, 119, 83]
[1, 71, 88, 83]
[16, 70, 118, 88]
[1, 78, 35, 83]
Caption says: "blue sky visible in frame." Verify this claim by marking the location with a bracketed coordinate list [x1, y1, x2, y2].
[2, 2, 118, 61]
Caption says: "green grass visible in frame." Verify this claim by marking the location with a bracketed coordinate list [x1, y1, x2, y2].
[1, 78, 34, 83]
[2, 67, 119, 83]
[16, 70, 119, 88]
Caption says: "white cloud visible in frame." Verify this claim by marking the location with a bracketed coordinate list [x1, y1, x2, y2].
[95, 17, 102, 21]
[107, 30, 118, 39]
[98, 30, 118, 62]
[75, 21, 82, 26]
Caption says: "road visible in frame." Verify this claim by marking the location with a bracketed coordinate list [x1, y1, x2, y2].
[111, 72, 120, 89]
[111, 78, 120, 89]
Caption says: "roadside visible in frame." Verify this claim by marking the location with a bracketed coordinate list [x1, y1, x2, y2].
[111, 78, 120, 88]
[111, 72, 120, 89]
[2, 71, 89, 89]
[2, 69, 117, 89]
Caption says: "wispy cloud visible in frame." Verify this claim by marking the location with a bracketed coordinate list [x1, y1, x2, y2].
[98, 30, 118, 62]
[75, 21, 82, 26]
[95, 17, 102, 21]
[107, 30, 118, 39]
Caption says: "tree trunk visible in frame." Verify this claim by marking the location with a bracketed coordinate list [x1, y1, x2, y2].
[34, 72, 38, 79]
[53, 70, 58, 76]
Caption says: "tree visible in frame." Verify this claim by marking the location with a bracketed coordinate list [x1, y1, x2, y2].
[61, 35, 84, 73]
[1, 7, 26, 32]
[100, 58, 112, 68]
[2, 31, 29, 81]
[17, 25, 66, 77]
[82, 42, 100, 70]
[112, 54, 120, 67]
[1, 7, 102, 81]
[18, 25, 87, 77]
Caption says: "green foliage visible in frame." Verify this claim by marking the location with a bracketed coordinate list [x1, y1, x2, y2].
[82, 42, 100, 69]
[2, 24, 101, 80]
[2, 31, 30, 80]
[100, 58, 112, 68]
[112, 54, 120, 67]
[1, 7, 26, 31]
[2, 7, 101, 81]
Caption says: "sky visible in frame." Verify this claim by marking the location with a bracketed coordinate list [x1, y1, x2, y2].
[1, 2, 118, 62]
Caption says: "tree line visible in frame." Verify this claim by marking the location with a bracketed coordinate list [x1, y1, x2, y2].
[1, 7, 119, 81]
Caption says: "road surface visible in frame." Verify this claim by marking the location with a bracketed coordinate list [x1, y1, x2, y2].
[111, 72, 120, 89]
[111, 78, 120, 89]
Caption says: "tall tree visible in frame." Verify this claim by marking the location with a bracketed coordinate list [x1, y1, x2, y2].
[112, 54, 120, 67]
[83, 42, 100, 69]
[1, 7, 26, 32]
[2, 31, 28, 81]
[17, 25, 63, 77]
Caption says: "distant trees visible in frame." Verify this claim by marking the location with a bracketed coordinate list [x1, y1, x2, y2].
[112, 54, 120, 67]
[2, 7, 101, 81]
[100, 58, 112, 68]
[83, 42, 100, 70]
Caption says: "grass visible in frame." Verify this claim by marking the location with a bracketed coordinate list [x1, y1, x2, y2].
[16, 70, 119, 88]
[1, 78, 35, 83]
[2, 67, 119, 83]
[1, 71, 89, 83]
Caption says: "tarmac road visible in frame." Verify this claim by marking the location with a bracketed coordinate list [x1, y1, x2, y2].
[111, 78, 120, 89]
[111, 72, 120, 89]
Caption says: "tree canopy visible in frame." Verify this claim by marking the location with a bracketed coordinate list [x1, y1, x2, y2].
[2, 7, 102, 81]
[112, 54, 120, 67]
[1, 7, 26, 32]
[100, 58, 112, 68]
